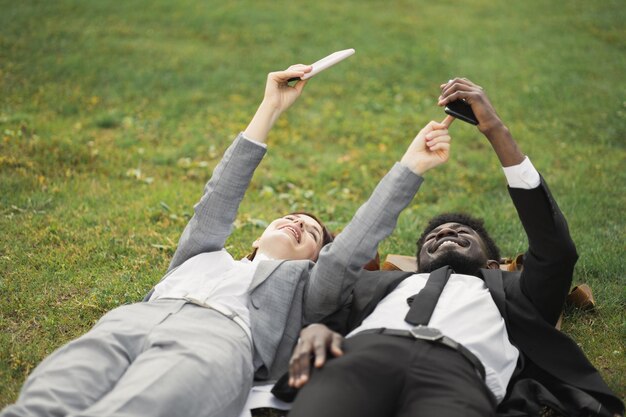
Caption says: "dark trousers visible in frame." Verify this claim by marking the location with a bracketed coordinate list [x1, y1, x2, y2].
[288, 333, 497, 417]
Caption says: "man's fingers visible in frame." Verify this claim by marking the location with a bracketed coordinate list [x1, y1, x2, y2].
[289, 340, 311, 386]
[288, 359, 298, 386]
[313, 341, 327, 368]
[438, 90, 467, 106]
[288, 347, 312, 388]
[296, 349, 311, 387]
[288, 350, 301, 386]
[288, 325, 344, 387]
[293, 337, 315, 387]
[330, 333, 344, 357]
[440, 79, 469, 95]
[289, 354, 306, 387]
[440, 77, 480, 92]
[439, 85, 482, 105]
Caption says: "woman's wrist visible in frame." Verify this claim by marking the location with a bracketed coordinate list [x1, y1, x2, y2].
[244, 101, 283, 144]
[258, 99, 283, 124]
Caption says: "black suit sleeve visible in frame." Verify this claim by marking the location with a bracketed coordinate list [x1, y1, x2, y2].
[508, 176, 578, 325]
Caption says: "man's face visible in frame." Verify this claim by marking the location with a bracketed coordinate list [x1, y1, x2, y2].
[253, 214, 324, 261]
[418, 222, 491, 276]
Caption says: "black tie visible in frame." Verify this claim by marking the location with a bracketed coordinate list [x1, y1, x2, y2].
[404, 266, 453, 325]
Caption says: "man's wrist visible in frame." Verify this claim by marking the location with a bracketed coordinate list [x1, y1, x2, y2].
[483, 123, 525, 167]
[481, 122, 510, 142]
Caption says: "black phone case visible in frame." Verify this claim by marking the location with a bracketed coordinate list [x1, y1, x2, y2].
[444, 100, 479, 125]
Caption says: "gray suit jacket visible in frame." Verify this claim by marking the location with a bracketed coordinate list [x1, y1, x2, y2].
[147, 133, 424, 380]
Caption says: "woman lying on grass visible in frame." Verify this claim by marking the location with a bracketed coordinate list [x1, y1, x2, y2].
[1, 64, 341, 417]
[2, 62, 453, 417]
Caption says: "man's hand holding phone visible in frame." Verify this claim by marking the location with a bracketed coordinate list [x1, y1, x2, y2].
[438, 77, 525, 167]
[438, 78, 504, 134]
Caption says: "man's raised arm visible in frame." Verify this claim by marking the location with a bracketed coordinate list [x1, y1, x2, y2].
[438, 78, 578, 324]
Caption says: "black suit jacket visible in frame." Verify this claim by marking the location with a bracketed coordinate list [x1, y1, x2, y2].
[334, 179, 623, 416]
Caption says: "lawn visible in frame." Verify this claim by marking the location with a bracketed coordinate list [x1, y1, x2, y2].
[1, 0, 624, 410]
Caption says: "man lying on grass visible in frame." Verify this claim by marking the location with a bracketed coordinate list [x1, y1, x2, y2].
[283, 79, 624, 417]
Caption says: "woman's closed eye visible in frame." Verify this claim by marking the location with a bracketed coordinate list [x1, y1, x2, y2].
[307, 227, 321, 243]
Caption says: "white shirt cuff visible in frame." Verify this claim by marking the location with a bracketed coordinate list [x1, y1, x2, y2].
[502, 157, 540, 189]
[240, 132, 267, 149]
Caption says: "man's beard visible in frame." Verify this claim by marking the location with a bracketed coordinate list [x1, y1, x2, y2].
[419, 251, 486, 277]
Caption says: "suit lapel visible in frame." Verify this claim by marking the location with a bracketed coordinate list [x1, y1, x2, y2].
[348, 270, 414, 330]
[249, 260, 286, 292]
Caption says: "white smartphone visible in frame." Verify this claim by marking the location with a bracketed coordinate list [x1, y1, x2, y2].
[289, 48, 355, 81]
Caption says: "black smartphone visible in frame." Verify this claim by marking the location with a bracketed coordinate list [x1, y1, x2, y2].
[444, 100, 478, 125]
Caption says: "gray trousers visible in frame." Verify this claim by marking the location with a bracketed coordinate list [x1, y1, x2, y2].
[1, 299, 254, 417]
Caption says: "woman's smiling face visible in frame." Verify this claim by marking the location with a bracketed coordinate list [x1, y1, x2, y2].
[253, 214, 325, 261]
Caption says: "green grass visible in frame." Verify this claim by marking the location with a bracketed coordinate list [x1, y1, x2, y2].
[1, 0, 624, 410]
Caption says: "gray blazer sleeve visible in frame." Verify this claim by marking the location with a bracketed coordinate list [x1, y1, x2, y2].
[303, 162, 424, 323]
[167, 133, 267, 272]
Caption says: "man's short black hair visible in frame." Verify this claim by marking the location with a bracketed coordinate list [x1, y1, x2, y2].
[416, 212, 501, 262]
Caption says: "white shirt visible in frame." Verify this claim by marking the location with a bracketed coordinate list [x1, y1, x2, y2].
[348, 273, 519, 402]
[151, 250, 271, 340]
[502, 156, 540, 189]
[150, 134, 268, 340]
[348, 156, 540, 402]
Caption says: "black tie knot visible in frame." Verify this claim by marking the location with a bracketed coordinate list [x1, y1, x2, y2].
[404, 266, 453, 326]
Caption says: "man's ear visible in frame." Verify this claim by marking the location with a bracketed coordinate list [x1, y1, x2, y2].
[486, 260, 500, 270]
[252, 239, 260, 249]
